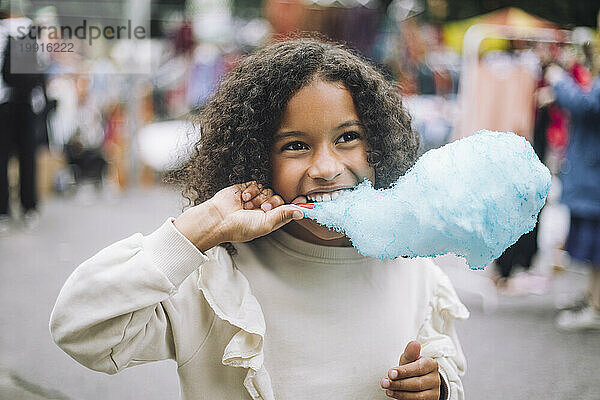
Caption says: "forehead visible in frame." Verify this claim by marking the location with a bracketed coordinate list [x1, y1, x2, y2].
[278, 80, 360, 130]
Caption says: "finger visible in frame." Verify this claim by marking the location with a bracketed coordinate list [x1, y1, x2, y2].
[240, 181, 263, 203]
[253, 189, 276, 211]
[291, 195, 308, 205]
[244, 188, 274, 210]
[384, 388, 440, 400]
[381, 372, 440, 392]
[261, 195, 285, 212]
[390, 358, 438, 380]
[399, 341, 421, 366]
[264, 205, 304, 231]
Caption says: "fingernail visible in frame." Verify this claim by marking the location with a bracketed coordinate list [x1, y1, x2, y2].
[242, 193, 250, 201]
[389, 370, 398, 379]
[381, 378, 390, 388]
[261, 203, 272, 211]
[292, 210, 303, 220]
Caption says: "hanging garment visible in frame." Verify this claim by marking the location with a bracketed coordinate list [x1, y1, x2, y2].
[456, 53, 538, 142]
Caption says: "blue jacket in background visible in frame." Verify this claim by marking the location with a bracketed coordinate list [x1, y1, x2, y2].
[553, 75, 600, 218]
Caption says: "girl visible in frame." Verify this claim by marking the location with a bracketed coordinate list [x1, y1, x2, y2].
[50, 38, 468, 400]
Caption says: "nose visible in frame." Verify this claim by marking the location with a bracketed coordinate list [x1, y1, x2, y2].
[307, 145, 344, 181]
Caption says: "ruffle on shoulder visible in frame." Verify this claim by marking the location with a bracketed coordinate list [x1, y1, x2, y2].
[196, 246, 274, 400]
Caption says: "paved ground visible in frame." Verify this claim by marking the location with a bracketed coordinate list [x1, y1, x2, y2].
[1, 185, 599, 400]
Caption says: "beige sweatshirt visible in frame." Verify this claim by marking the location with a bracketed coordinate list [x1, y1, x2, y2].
[50, 218, 469, 400]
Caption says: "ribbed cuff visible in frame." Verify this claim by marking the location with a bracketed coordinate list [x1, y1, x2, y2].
[143, 218, 210, 287]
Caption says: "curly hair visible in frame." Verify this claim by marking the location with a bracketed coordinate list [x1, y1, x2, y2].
[174, 37, 419, 255]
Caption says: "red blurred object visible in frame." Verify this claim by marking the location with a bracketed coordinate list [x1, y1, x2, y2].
[546, 104, 569, 149]
[174, 21, 194, 56]
[570, 63, 593, 91]
[295, 203, 314, 209]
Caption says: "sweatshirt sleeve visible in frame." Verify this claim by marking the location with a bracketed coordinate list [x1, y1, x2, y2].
[553, 76, 600, 119]
[416, 265, 470, 400]
[49, 218, 210, 374]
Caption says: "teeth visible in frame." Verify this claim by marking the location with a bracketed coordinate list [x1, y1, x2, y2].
[306, 189, 348, 202]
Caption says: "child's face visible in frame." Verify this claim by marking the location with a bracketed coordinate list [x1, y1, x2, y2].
[270, 79, 375, 246]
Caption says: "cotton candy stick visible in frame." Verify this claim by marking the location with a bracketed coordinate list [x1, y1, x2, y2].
[299, 130, 551, 269]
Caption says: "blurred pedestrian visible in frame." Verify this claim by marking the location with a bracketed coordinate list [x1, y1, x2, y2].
[0, 10, 46, 233]
[545, 63, 600, 331]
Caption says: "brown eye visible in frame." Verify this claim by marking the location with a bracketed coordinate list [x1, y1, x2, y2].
[282, 141, 309, 151]
[337, 131, 360, 143]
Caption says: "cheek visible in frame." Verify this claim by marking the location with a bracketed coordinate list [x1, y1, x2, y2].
[270, 153, 284, 186]
[351, 147, 374, 181]
[270, 158, 301, 199]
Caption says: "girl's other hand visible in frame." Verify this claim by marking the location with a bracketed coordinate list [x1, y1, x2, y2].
[380, 341, 442, 400]
[174, 181, 304, 252]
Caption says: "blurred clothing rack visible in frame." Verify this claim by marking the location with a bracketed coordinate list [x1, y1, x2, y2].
[462, 23, 574, 65]
[451, 24, 576, 307]
[456, 24, 574, 141]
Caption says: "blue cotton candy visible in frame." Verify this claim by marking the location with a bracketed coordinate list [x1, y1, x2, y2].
[301, 130, 551, 269]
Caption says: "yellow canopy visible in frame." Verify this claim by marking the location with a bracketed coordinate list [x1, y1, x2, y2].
[443, 7, 558, 54]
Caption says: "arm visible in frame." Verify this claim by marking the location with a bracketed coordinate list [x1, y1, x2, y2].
[2, 35, 45, 89]
[416, 266, 469, 400]
[49, 218, 211, 374]
[50, 181, 304, 374]
[427, 326, 465, 400]
[548, 66, 600, 118]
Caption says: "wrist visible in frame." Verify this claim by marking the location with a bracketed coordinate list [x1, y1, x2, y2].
[439, 372, 448, 400]
[173, 200, 226, 253]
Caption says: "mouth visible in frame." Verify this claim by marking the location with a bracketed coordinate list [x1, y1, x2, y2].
[304, 188, 352, 203]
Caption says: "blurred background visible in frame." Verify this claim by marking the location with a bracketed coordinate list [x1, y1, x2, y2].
[1, 0, 599, 399]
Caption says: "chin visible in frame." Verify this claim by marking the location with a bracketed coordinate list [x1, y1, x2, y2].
[298, 219, 345, 241]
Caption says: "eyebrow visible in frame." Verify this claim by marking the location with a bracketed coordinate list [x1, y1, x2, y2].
[273, 120, 363, 142]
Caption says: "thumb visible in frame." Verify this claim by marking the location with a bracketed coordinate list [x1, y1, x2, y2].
[265, 205, 304, 231]
[399, 341, 421, 365]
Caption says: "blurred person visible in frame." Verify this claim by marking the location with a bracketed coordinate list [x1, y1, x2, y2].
[63, 75, 107, 191]
[186, 43, 226, 110]
[0, 9, 46, 233]
[50, 38, 467, 400]
[493, 230, 541, 296]
[545, 62, 600, 331]
[64, 130, 106, 189]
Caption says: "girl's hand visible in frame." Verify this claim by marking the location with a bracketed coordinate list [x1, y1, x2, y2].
[380, 341, 442, 400]
[174, 181, 304, 251]
[211, 181, 304, 243]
